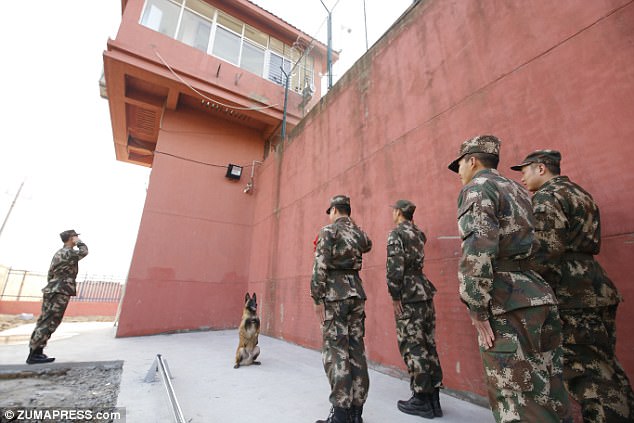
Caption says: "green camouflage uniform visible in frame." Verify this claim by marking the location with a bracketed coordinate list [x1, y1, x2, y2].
[311, 209, 372, 410]
[386, 219, 443, 394]
[450, 136, 570, 423]
[530, 173, 633, 422]
[29, 240, 88, 350]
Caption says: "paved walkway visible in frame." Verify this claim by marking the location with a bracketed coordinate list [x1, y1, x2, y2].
[0, 322, 495, 422]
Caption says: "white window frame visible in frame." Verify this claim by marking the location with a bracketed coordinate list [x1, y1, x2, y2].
[139, 0, 314, 93]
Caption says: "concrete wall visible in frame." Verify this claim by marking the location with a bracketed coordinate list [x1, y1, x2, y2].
[247, 0, 634, 396]
[116, 105, 264, 336]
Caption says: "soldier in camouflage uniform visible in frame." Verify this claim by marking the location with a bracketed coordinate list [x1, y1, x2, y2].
[311, 195, 373, 423]
[512, 150, 634, 422]
[27, 229, 88, 364]
[448, 136, 571, 423]
[386, 199, 443, 419]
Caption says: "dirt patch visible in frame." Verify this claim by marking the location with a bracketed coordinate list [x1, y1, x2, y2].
[0, 314, 114, 332]
[0, 361, 122, 423]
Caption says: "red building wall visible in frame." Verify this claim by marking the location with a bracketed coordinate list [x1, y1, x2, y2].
[0, 301, 118, 318]
[113, 0, 634, 400]
[116, 106, 263, 336]
[247, 0, 634, 397]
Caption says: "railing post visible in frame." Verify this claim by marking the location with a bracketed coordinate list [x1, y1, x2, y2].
[16, 270, 27, 302]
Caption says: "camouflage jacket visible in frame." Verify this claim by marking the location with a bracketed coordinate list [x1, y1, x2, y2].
[42, 241, 89, 296]
[386, 221, 436, 303]
[311, 216, 372, 305]
[531, 176, 621, 308]
[457, 169, 556, 320]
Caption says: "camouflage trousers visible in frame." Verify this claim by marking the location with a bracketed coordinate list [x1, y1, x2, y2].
[321, 297, 369, 408]
[395, 300, 443, 394]
[560, 305, 634, 423]
[29, 293, 70, 350]
[482, 305, 571, 423]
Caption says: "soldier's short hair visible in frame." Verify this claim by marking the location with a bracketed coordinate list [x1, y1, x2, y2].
[401, 210, 414, 221]
[333, 204, 351, 216]
[465, 152, 499, 169]
[541, 161, 560, 175]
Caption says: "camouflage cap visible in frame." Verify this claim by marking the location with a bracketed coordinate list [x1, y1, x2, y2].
[448, 135, 501, 173]
[510, 149, 561, 171]
[326, 195, 351, 214]
[391, 199, 416, 216]
[60, 229, 80, 242]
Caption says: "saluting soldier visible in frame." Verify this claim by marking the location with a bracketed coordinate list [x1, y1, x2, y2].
[512, 150, 634, 422]
[27, 229, 88, 364]
[311, 195, 373, 423]
[448, 136, 571, 423]
[386, 199, 444, 419]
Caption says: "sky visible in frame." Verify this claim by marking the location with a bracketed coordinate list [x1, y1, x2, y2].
[0, 0, 413, 279]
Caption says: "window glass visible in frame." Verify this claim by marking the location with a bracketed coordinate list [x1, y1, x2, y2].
[269, 37, 284, 55]
[184, 0, 215, 19]
[212, 26, 241, 65]
[217, 11, 243, 34]
[241, 42, 265, 76]
[177, 9, 211, 52]
[140, 0, 315, 94]
[244, 25, 268, 47]
[268, 53, 291, 85]
[284, 44, 299, 61]
[140, 0, 182, 37]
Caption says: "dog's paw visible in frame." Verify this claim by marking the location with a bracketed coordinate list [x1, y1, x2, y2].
[233, 364, 240, 369]
[252, 361, 261, 365]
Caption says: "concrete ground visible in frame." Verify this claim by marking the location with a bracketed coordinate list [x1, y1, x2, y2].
[0, 322, 495, 423]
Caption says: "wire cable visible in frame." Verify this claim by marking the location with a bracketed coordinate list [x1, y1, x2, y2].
[155, 150, 258, 169]
[152, 47, 280, 111]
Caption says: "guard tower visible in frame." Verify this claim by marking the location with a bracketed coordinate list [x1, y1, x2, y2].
[101, 0, 333, 336]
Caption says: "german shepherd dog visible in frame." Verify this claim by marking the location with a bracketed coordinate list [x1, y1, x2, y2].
[234, 292, 261, 368]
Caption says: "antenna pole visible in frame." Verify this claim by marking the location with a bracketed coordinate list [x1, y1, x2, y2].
[319, 0, 333, 90]
[363, 0, 369, 50]
[0, 180, 25, 241]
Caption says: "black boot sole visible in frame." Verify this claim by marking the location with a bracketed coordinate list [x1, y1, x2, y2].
[397, 403, 434, 419]
[26, 357, 55, 364]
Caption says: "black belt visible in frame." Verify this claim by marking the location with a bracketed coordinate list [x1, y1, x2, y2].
[494, 259, 533, 272]
[330, 269, 359, 276]
[563, 252, 594, 261]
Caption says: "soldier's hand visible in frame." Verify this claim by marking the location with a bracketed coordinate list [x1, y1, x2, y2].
[392, 300, 403, 318]
[314, 303, 325, 324]
[470, 316, 495, 350]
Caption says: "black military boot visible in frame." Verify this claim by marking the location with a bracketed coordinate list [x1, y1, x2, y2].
[350, 404, 363, 423]
[397, 392, 434, 419]
[431, 388, 443, 417]
[26, 348, 55, 364]
[316, 406, 350, 423]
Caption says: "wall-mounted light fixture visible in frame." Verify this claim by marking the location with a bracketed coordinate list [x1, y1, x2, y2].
[226, 164, 243, 180]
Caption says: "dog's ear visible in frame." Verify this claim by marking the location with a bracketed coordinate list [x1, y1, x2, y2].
[252, 293, 257, 302]
[245, 293, 251, 302]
